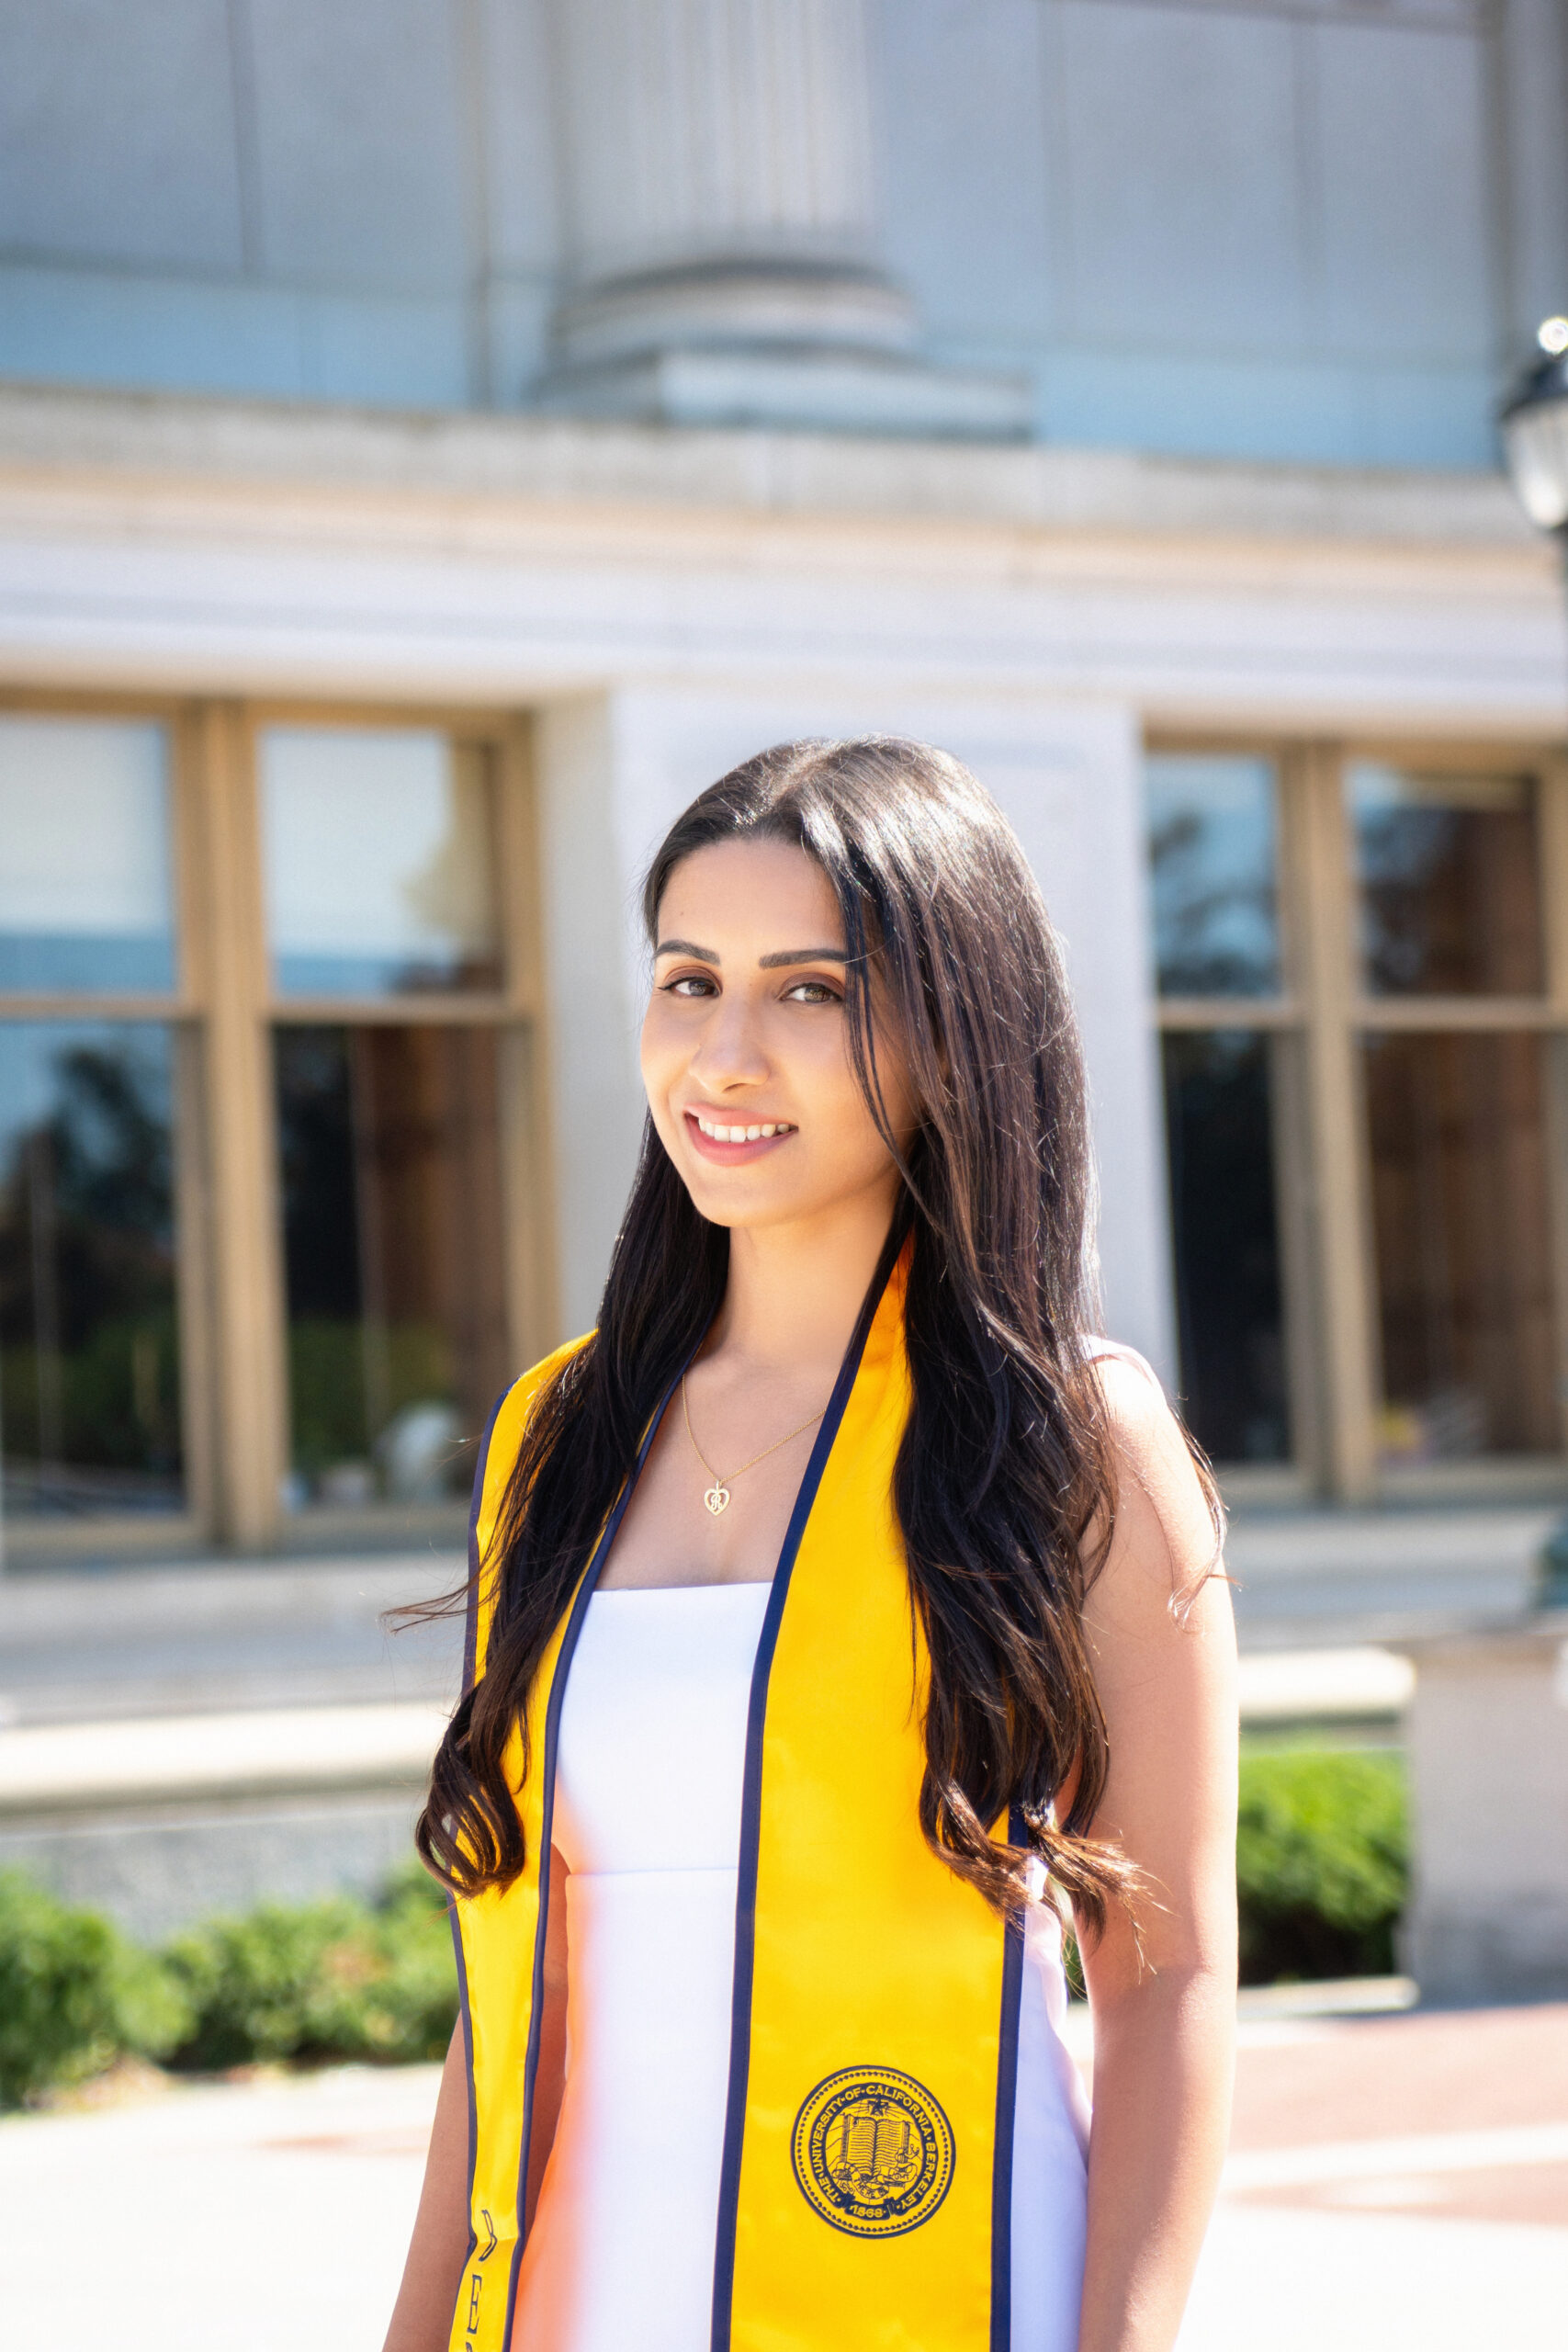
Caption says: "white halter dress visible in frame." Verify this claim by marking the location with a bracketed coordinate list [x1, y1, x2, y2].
[513, 1580, 1091, 2351]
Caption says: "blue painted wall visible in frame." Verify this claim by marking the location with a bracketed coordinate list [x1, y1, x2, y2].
[0, 0, 1541, 469]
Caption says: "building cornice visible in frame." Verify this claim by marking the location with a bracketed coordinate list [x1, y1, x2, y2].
[0, 379, 1540, 557]
[0, 380, 1560, 733]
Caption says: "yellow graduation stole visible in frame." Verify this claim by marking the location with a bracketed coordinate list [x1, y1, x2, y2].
[448, 1250, 1023, 2352]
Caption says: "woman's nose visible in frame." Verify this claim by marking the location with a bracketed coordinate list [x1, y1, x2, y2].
[690, 991, 768, 1087]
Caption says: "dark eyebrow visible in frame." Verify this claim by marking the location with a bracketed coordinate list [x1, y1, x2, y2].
[653, 940, 849, 968]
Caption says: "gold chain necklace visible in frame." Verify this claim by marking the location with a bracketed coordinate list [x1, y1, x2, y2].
[681, 1375, 826, 1517]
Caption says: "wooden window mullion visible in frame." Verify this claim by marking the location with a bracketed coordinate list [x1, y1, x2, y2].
[496, 716, 558, 1372]
[1281, 743, 1380, 1502]
[187, 701, 288, 1549]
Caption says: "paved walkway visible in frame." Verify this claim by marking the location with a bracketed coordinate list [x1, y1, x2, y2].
[0, 2063, 437, 2352]
[1183, 2001, 1568, 2348]
[2, 1998, 1563, 2348]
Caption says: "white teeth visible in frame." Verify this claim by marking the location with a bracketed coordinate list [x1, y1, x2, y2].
[693, 1112, 792, 1141]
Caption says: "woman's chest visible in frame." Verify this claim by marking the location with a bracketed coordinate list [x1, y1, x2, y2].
[552, 1585, 772, 1876]
[597, 1382, 823, 1590]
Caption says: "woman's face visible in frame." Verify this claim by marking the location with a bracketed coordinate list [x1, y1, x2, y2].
[640, 837, 918, 1235]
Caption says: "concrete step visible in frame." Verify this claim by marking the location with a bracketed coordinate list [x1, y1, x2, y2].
[0, 1644, 1419, 1940]
[0, 1555, 467, 1727]
[0, 1702, 451, 1813]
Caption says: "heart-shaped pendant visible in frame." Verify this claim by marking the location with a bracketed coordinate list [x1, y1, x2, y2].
[704, 1483, 731, 1516]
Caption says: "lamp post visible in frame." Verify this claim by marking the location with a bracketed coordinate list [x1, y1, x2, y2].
[1501, 316, 1568, 535]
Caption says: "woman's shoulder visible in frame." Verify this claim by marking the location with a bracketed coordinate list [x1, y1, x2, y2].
[480, 1329, 596, 1483]
[1077, 1335, 1204, 1514]
[1077, 1333, 1172, 1443]
[1078, 1332, 1165, 1387]
[1077, 1335, 1226, 1618]
[467, 1331, 598, 1682]
[505, 1328, 598, 1421]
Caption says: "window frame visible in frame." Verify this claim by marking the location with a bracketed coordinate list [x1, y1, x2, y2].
[0, 690, 552, 1562]
[1148, 728, 1568, 1506]
[0, 687, 209, 1559]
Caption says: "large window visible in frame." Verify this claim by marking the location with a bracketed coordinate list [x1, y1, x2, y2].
[0, 701, 546, 1562]
[0, 718, 175, 993]
[260, 725, 517, 1524]
[1146, 754, 1292, 1471]
[0, 720, 186, 1543]
[0, 1022, 183, 1522]
[1147, 742, 1568, 1500]
[261, 728, 502, 1000]
[274, 1023, 508, 1516]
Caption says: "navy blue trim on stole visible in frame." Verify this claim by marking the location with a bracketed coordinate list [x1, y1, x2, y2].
[463, 1387, 510, 1698]
[709, 1242, 901, 2352]
[446, 1385, 508, 2335]
[989, 1806, 1028, 2352]
[500, 1374, 686, 2352]
[449, 1891, 480, 2275]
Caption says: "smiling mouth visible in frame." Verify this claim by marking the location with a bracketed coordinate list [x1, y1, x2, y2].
[689, 1111, 796, 1143]
[682, 1109, 797, 1163]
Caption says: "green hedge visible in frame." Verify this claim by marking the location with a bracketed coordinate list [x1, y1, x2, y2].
[0, 1748, 1412, 2106]
[0, 1870, 189, 2105]
[1236, 1747, 1407, 1984]
[0, 1861, 457, 2109]
[161, 1866, 457, 2071]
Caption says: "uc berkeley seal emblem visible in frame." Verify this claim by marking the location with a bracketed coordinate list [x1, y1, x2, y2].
[791, 2065, 955, 2237]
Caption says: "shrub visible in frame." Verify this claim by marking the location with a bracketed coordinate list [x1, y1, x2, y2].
[1, 1747, 1409, 2105]
[1236, 1746, 1407, 1984]
[0, 1861, 458, 2102]
[160, 1864, 457, 2072]
[367, 1861, 463, 2061]
[0, 1870, 189, 2106]
[161, 1895, 380, 2070]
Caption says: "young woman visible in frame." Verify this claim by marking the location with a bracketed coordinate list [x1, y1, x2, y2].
[384, 738, 1236, 2352]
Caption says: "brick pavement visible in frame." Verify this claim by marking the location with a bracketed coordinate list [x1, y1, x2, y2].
[0, 2000, 1563, 2348]
[1225, 2001, 1568, 2228]
[1179, 2001, 1568, 2350]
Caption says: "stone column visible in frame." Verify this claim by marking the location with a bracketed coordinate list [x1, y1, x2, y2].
[1401, 1620, 1568, 2001]
[537, 0, 1027, 436]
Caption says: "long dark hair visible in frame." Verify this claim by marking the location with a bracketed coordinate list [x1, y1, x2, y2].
[419, 737, 1190, 1933]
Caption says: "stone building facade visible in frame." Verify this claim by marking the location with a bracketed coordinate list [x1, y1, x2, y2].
[2, 0, 1568, 1562]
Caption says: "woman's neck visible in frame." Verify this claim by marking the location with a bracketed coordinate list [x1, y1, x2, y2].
[707, 1186, 898, 1385]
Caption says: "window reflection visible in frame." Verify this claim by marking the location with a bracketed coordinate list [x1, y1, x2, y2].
[0, 1023, 183, 1516]
[275, 1025, 509, 1510]
[1161, 1029, 1290, 1464]
[1366, 1032, 1558, 1461]
[262, 729, 502, 998]
[1350, 765, 1543, 996]
[0, 719, 175, 993]
[1145, 754, 1280, 997]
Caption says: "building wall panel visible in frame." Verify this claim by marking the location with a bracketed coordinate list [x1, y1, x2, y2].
[876, 0, 1054, 348]
[245, 0, 470, 289]
[1314, 19, 1495, 359]
[1057, 3, 1307, 350]
[0, 0, 245, 272]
